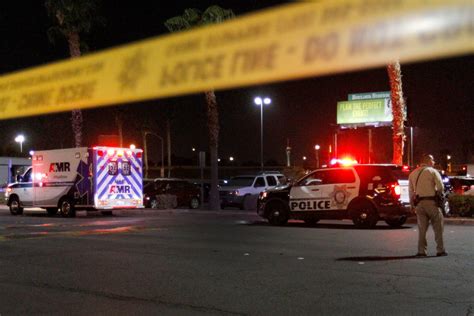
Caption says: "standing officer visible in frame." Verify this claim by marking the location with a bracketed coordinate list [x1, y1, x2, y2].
[408, 154, 447, 257]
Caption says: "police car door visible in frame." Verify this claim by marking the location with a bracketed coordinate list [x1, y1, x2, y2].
[317, 168, 359, 211]
[289, 170, 326, 212]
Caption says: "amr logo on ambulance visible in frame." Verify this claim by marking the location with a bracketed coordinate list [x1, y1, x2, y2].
[49, 162, 71, 172]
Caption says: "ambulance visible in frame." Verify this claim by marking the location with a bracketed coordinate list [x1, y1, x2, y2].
[5, 146, 143, 217]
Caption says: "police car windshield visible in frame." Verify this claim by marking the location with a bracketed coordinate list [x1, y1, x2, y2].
[225, 177, 255, 186]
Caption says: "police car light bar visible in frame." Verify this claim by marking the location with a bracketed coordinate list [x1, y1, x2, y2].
[330, 157, 358, 166]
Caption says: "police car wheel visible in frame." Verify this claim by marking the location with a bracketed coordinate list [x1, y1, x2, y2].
[351, 204, 377, 228]
[9, 196, 23, 215]
[60, 198, 76, 218]
[266, 200, 289, 226]
[385, 216, 407, 228]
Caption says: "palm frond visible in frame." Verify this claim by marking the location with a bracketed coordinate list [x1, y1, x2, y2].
[202, 5, 235, 24]
[183, 8, 202, 25]
[164, 16, 191, 32]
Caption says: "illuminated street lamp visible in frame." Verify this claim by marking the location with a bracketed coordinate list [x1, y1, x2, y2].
[314, 144, 320, 168]
[15, 135, 25, 153]
[254, 96, 271, 171]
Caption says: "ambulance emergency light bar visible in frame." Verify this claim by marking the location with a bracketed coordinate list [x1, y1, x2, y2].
[93, 145, 142, 159]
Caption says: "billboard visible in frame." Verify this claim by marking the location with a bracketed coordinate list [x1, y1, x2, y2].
[337, 99, 392, 125]
[348, 91, 390, 101]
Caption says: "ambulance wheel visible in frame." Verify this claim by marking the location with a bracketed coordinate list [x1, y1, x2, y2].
[351, 203, 377, 228]
[9, 196, 23, 215]
[385, 216, 407, 228]
[60, 198, 76, 218]
[46, 208, 58, 216]
[266, 200, 289, 226]
[189, 197, 200, 209]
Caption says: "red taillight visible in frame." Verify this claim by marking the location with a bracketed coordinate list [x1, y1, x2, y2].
[97, 150, 104, 157]
[136, 152, 142, 158]
[390, 183, 401, 197]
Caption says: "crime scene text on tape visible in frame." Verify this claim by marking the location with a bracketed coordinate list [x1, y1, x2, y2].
[0, 0, 472, 120]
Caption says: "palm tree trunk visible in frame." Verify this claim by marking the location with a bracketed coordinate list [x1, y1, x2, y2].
[67, 31, 83, 147]
[387, 61, 406, 165]
[205, 91, 220, 211]
[166, 119, 172, 177]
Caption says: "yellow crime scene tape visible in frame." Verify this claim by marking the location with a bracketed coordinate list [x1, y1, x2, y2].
[0, 0, 472, 120]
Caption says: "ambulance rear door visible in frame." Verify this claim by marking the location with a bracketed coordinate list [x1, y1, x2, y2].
[93, 147, 143, 209]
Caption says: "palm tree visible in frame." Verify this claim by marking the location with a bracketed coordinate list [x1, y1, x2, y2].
[165, 6, 235, 210]
[45, 0, 104, 147]
[387, 61, 406, 165]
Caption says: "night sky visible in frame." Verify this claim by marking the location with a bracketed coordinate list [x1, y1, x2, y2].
[0, 1, 473, 167]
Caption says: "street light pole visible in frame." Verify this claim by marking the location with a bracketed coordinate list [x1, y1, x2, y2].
[15, 135, 25, 153]
[254, 96, 271, 172]
[143, 131, 165, 179]
[314, 144, 320, 168]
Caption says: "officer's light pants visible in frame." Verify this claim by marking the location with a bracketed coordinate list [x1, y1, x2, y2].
[416, 200, 445, 255]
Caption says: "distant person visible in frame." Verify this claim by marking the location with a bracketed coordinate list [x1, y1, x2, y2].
[409, 154, 447, 257]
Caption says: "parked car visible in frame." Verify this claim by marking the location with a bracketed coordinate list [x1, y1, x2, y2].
[219, 172, 284, 209]
[449, 176, 474, 195]
[143, 178, 200, 209]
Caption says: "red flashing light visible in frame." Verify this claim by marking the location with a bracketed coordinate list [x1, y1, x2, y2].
[402, 165, 410, 171]
[330, 157, 358, 167]
[136, 152, 142, 158]
[390, 183, 401, 198]
[97, 150, 104, 157]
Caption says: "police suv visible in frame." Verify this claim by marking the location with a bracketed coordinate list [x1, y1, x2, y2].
[257, 164, 412, 228]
